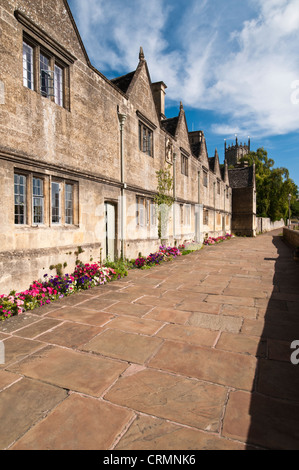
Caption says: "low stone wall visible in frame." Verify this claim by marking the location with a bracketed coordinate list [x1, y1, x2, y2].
[283, 227, 299, 249]
[257, 217, 285, 234]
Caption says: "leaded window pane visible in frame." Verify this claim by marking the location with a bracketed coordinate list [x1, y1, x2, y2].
[51, 182, 60, 224]
[65, 184, 73, 225]
[23, 42, 34, 90]
[54, 64, 63, 107]
[33, 178, 44, 224]
[14, 174, 26, 225]
[40, 54, 53, 98]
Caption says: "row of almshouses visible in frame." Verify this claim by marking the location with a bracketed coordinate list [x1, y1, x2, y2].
[0, 0, 232, 293]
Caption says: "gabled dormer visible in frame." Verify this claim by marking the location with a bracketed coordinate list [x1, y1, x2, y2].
[111, 48, 160, 126]
[189, 130, 210, 170]
[221, 159, 230, 184]
[210, 149, 222, 179]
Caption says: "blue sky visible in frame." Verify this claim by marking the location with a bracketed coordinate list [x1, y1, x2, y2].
[68, 0, 299, 188]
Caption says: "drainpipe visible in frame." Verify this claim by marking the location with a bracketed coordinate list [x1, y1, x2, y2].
[213, 181, 216, 234]
[224, 188, 226, 234]
[197, 170, 201, 243]
[173, 153, 177, 243]
[118, 112, 127, 259]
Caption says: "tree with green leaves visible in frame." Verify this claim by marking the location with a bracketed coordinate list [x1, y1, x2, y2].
[154, 166, 174, 240]
[240, 148, 298, 221]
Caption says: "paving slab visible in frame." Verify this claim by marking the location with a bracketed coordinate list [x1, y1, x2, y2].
[7, 345, 128, 397]
[145, 306, 192, 324]
[215, 332, 267, 357]
[149, 340, 257, 390]
[187, 312, 243, 333]
[103, 301, 154, 317]
[35, 321, 102, 349]
[115, 415, 245, 450]
[46, 306, 114, 326]
[1, 229, 299, 450]
[82, 329, 163, 365]
[0, 370, 20, 390]
[223, 390, 299, 450]
[0, 378, 67, 449]
[11, 393, 134, 450]
[14, 318, 63, 339]
[103, 316, 164, 336]
[155, 323, 218, 348]
[0, 336, 45, 369]
[105, 368, 227, 432]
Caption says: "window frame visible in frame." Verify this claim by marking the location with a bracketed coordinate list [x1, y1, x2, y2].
[32, 176, 45, 225]
[139, 121, 154, 157]
[180, 204, 184, 225]
[184, 204, 191, 226]
[136, 196, 145, 227]
[51, 181, 61, 225]
[217, 180, 221, 195]
[21, 30, 71, 110]
[203, 170, 208, 188]
[136, 196, 157, 228]
[54, 64, 64, 107]
[203, 209, 209, 225]
[65, 183, 74, 225]
[14, 173, 27, 225]
[181, 154, 189, 177]
[23, 41, 34, 91]
[14, 171, 78, 228]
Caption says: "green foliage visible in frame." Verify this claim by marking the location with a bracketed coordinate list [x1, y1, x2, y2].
[291, 198, 299, 218]
[240, 148, 298, 222]
[49, 263, 67, 276]
[154, 167, 174, 207]
[154, 166, 174, 239]
[103, 257, 131, 278]
[181, 249, 193, 255]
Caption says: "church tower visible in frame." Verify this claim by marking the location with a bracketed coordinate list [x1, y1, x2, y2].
[225, 136, 251, 167]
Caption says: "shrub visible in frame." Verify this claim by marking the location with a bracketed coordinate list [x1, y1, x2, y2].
[203, 234, 233, 246]
[0, 262, 121, 321]
[133, 257, 147, 268]
[0, 241, 206, 322]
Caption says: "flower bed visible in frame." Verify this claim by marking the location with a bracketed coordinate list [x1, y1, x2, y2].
[131, 245, 182, 269]
[0, 264, 118, 322]
[0, 236, 233, 322]
[203, 233, 233, 246]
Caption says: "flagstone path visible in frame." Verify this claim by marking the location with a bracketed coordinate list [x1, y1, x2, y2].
[1, 229, 299, 450]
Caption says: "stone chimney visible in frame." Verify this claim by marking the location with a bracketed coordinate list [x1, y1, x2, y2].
[151, 81, 167, 120]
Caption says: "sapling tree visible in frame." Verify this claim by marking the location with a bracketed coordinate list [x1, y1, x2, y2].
[154, 166, 174, 241]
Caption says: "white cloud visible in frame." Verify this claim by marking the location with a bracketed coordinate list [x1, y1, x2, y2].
[69, 0, 299, 138]
[70, 0, 174, 75]
[181, 0, 299, 137]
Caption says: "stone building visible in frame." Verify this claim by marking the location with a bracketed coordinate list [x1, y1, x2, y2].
[225, 138, 257, 237]
[0, 0, 235, 294]
[225, 136, 251, 167]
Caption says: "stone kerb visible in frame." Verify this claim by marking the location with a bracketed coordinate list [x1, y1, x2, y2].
[283, 227, 299, 259]
[283, 226, 299, 246]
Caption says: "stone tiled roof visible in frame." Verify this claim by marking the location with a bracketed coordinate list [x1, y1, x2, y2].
[161, 117, 179, 137]
[110, 71, 135, 93]
[190, 142, 202, 159]
[208, 156, 215, 172]
[220, 165, 225, 180]
[228, 165, 254, 188]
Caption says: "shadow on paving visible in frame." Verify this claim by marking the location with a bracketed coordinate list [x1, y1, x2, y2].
[246, 234, 299, 450]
